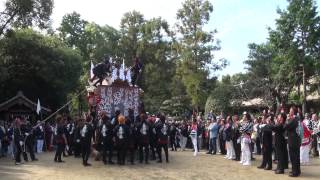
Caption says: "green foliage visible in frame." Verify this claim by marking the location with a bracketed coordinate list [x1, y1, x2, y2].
[0, 29, 82, 109]
[0, 0, 54, 35]
[245, 0, 320, 111]
[175, 0, 225, 111]
[205, 75, 235, 114]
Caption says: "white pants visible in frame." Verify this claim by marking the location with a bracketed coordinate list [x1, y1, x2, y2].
[226, 140, 235, 159]
[180, 136, 187, 150]
[216, 137, 221, 153]
[300, 144, 310, 165]
[191, 136, 198, 156]
[241, 142, 251, 165]
[318, 143, 320, 158]
[198, 135, 202, 150]
[37, 139, 44, 153]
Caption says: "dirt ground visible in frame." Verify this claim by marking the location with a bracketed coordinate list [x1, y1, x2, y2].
[0, 150, 319, 180]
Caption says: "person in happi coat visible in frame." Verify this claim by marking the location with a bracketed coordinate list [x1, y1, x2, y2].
[137, 113, 151, 164]
[54, 115, 67, 163]
[149, 116, 157, 160]
[99, 112, 115, 165]
[155, 115, 169, 163]
[271, 113, 288, 174]
[90, 58, 112, 87]
[21, 120, 37, 162]
[13, 118, 24, 165]
[126, 109, 137, 164]
[66, 117, 76, 156]
[114, 115, 129, 165]
[80, 116, 94, 166]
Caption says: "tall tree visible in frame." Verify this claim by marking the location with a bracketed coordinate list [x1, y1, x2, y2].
[245, 43, 296, 111]
[119, 11, 145, 64]
[269, 0, 320, 113]
[58, 12, 121, 64]
[0, 29, 82, 109]
[0, 0, 53, 35]
[176, 0, 225, 112]
[119, 12, 176, 112]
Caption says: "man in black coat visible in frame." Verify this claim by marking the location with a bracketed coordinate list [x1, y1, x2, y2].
[257, 117, 273, 170]
[271, 113, 288, 174]
[284, 107, 301, 177]
[232, 115, 241, 161]
[126, 109, 137, 164]
[169, 123, 177, 151]
[13, 118, 24, 165]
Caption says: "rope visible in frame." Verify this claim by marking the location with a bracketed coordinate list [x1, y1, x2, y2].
[33, 89, 87, 129]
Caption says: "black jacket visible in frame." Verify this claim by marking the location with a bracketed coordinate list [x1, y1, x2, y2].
[284, 117, 300, 148]
[137, 121, 151, 144]
[261, 124, 273, 150]
[99, 122, 114, 142]
[80, 123, 94, 144]
[34, 125, 45, 140]
[271, 124, 286, 149]
[156, 122, 169, 144]
[114, 124, 129, 143]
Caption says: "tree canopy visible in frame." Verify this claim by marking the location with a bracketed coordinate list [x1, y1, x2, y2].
[0, 29, 82, 109]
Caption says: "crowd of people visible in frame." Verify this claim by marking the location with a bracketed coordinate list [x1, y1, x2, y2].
[0, 106, 320, 178]
[195, 106, 320, 177]
[0, 108, 172, 166]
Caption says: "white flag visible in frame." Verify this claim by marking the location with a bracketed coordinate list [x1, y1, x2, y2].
[90, 60, 94, 79]
[36, 98, 41, 115]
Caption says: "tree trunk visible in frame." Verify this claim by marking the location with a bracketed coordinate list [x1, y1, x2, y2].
[302, 64, 307, 114]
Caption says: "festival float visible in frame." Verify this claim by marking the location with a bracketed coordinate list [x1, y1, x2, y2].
[87, 57, 143, 118]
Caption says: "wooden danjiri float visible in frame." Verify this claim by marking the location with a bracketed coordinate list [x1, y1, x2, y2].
[86, 57, 144, 118]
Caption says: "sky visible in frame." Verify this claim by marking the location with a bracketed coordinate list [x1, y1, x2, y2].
[3, 0, 320, 77]
[49, 0, 290, 78]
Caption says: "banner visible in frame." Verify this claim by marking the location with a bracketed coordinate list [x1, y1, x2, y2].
[96, 86, 140, 117]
